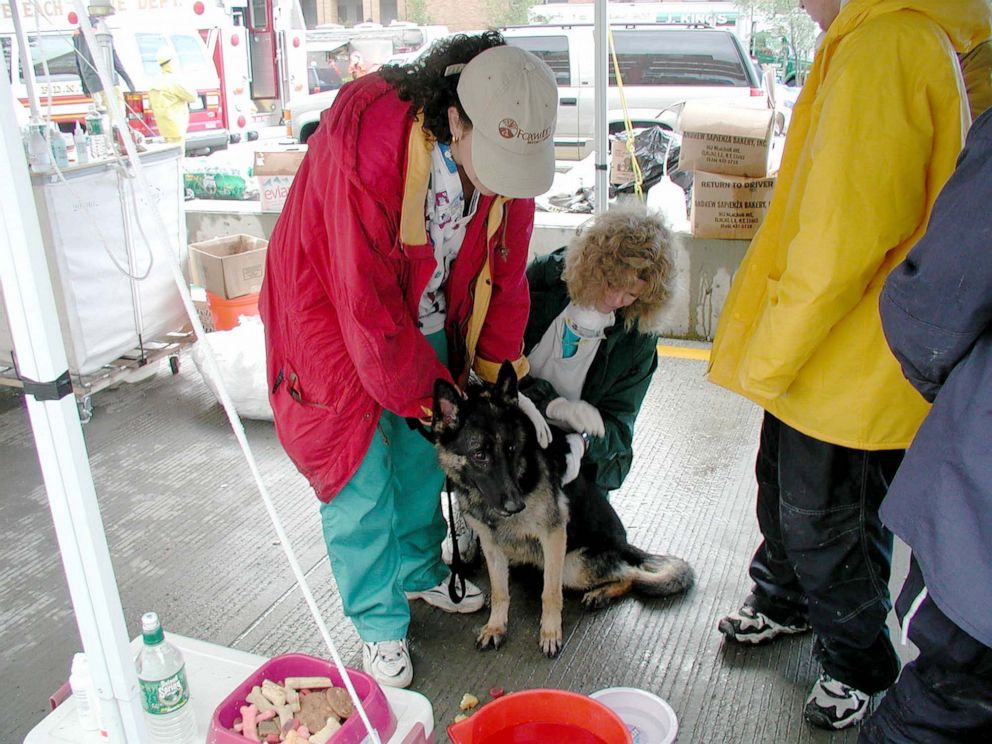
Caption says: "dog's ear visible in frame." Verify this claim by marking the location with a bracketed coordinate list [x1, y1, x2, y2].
[493, 360, 519, 406]
[432, 378, 463, 433]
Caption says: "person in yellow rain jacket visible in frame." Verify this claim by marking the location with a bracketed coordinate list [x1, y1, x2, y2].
[149, 47, 196, 150]
[707, 0, 992, 732]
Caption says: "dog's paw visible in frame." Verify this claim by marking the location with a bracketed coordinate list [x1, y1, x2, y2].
[476, 625, 507, 651]
[581, 589, 614, 611]
[539, 628, 563, 658]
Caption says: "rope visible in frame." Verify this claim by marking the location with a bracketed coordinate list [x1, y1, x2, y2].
[608, 28, 644, 201]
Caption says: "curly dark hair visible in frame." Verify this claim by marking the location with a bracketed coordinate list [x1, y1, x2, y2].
[378, 30, 506, 143]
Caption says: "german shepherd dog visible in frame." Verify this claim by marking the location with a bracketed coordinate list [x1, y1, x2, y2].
[432, 362, 694, 657]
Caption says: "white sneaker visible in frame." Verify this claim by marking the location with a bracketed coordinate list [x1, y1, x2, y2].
[406, 575, 485, 613]
[362, 639, 413, 689]
[441, 493, 478, 565]
[803, 673, 870, 730]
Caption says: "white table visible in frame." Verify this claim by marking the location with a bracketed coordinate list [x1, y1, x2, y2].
[25, 634, 434, 743]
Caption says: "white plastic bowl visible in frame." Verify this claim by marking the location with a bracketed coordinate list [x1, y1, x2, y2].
[590, 687, 679, 744]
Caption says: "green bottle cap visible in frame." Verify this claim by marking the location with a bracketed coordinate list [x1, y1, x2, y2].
[141, 611, 164, 645]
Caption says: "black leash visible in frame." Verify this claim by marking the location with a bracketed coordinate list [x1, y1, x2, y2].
[445, 480, 468, 604]
[408, 418, 469, 604]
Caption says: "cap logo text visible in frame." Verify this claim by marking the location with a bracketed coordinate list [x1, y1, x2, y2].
[497, 117, 551, 145]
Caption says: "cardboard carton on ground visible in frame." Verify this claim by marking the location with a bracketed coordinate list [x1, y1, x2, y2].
[691, 170, 776, 240]
[254, 147, 307, 212]
[189, 235, 269, 299]
[677, 102, 778, 178]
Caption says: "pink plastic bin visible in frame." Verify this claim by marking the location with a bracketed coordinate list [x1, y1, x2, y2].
[207, 653, 396, 744]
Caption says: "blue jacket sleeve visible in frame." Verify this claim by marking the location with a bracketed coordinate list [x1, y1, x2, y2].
[880, 109, 992, 402]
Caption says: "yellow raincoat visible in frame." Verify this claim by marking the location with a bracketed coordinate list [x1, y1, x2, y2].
[707, 0, 992, 450]
[149, 59, 197, 143]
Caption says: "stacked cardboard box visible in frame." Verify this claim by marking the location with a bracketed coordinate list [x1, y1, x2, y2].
[677, 102, 777, 240]
[254, 147, 307, 213]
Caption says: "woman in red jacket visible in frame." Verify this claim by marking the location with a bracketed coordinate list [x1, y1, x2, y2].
[259, 32, 557, 688]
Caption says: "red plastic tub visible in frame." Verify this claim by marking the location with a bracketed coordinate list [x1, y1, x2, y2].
[207, 653, 396, 744]
[447, 689, 632, 744]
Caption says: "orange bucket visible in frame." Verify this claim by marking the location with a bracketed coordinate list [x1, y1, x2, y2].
[447, 689, 632, 744]
[206, 290, 260, 331]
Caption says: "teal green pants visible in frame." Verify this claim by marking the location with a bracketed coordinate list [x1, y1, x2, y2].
[319, 331, 449, 642]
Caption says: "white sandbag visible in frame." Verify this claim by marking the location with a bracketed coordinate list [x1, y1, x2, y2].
[190, 315, 272, 420]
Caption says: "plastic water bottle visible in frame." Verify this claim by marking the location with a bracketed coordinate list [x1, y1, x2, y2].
[26, 124, 51, 172]
[49, 127, 69, 169]
[136, 612, 196, 744]
[86, 108, 111, 161]
[69, 652, 100, 732]
[74, 123, 89, 165]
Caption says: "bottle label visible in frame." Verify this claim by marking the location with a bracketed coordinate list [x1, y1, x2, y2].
[139, 665, 190, 716]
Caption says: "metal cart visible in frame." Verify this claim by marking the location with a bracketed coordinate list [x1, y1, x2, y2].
[0, 145, 192, 421]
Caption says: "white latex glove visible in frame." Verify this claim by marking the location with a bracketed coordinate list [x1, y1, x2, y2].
[562, 433, 585, 485]
[545, 397, 605, 437]
[518, 391, 552, 448]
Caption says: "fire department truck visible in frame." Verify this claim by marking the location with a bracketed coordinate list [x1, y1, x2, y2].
[2, 0, 308, 151]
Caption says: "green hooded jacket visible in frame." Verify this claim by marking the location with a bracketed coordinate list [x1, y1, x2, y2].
[522, 248, 659, 492]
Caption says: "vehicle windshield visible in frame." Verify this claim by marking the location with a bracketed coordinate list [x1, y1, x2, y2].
[610, 30, 751, 87]
[25, 34, 78, 81]
[136, 32, 212, 77]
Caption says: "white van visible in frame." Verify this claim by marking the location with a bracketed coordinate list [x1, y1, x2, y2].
[501, 24, 764, 160]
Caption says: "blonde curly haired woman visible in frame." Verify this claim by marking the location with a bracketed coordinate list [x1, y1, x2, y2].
[522, 204, 676, 493]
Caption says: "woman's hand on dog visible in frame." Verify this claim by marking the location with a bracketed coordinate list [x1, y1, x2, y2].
[546, 397, 605, 437]
[518, 392, 553, 447]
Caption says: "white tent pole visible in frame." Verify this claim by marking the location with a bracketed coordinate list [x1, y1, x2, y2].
[593, 0, 608, 214]
[7, 0, 41, 120]
[0, 57, 149, 743]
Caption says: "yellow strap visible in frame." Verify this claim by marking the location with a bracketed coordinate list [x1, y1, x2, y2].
[609, 28, 644, 202]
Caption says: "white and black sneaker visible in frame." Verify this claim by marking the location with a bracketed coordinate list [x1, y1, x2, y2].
[718, 595, 810, 644]
[441, 492, 478, 565]
[362, 639, 413, 689]
[406, 575, 485, 613]
[804, 673, 870, 729]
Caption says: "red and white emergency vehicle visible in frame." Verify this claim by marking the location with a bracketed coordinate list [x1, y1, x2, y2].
[1, 0, 308, 150]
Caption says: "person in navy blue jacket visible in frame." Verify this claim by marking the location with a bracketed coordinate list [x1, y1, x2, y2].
[860, 108, 992, 743]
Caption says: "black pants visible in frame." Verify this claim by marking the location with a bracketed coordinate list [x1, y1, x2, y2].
[859, 556, 992, 743]
[748, 412, 903, 694]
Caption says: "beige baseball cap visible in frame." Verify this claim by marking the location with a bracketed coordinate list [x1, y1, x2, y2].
[457, 45, 558, 199]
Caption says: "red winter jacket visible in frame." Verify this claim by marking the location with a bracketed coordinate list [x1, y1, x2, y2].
[259, 74, 534, 501]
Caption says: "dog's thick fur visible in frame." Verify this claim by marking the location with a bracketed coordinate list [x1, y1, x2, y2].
[433, 362, 694, 657]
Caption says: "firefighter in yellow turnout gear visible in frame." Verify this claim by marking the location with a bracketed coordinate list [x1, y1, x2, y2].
[149, 47, 197, 150]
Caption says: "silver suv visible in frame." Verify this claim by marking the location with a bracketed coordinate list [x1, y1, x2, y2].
[502, 25, 764, 160]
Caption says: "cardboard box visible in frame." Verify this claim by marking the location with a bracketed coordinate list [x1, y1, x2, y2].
[254, 147, 307, 212]
[189, 235, 268, 299]
[610, 137, 634, 185]
[691, 170, 776, 240]
[677, 102, 777, 178]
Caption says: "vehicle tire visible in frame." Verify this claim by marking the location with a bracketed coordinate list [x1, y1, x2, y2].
[300, 123, 319, 144]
